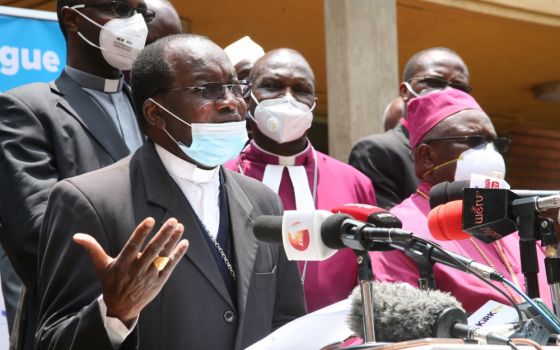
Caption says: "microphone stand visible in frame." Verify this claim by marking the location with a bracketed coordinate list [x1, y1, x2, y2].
[540, 218, 560, 319]
[354, 250, 377, 343]
[402, 240, 437, 290]
[511, 197, 541, 298]
[339, 222, 379, 342]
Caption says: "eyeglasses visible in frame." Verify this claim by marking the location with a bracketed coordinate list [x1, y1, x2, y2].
[156, 81, 252, 101]
[423, 135, 511, 154]
[73, 1, 156, 23]
[408, 75, 472, 94]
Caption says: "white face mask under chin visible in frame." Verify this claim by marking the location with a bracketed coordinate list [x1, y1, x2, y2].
[249, 92, 315, 144]
[69, 6, 148, 70]
[454, 143, 506, 181]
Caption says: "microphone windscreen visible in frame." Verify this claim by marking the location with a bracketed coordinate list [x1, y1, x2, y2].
[348, 283, 464, 341]
[429, 180, 469, 209]
[427, 200, 470, 241]
[320, 213, 352, 249]
[253, 215, 283, 243]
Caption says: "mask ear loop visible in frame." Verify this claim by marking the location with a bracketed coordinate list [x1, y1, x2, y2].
[148, 98, 192, 127]
[67, 6, 145, 50]
[146, 98, 188, 147]
[403, 82, 420, 98]
[65, 6, 107, 51]
[421, 157, 459, 178]
[246, 91, 260, 123]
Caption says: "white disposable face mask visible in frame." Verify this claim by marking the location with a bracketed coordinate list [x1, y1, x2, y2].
[454, 142, 506, 181]
[249, 92, 315, 144]
[70, 6, 148, 70]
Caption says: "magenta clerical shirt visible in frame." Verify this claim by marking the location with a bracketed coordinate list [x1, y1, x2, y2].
[225, 140, 376, 311]
[370, 182, 552, 313]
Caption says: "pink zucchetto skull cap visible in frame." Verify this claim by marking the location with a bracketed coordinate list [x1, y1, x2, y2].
[408, 88, 482, 149]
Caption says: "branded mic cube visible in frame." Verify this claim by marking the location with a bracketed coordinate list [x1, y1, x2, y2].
[462, 188, 518, 243]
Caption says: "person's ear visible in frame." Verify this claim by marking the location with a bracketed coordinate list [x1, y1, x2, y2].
[399, 82, 410, 101]
[60, 6, 80, 34]
[143, 99, 165, 129]
[414, 143, 435, 175]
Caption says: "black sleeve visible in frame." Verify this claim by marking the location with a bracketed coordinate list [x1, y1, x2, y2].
[348, 138, 402, 209]
[0, 91, 58, 285]
[36, 180, 138, 350]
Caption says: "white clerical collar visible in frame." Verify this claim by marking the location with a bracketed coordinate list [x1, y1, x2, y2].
[251, 140, 311, 166]
[65, 66, 123, 93]
[155, 144, 219, 183]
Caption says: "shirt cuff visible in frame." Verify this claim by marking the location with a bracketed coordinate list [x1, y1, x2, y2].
[97, 295, 138, 348]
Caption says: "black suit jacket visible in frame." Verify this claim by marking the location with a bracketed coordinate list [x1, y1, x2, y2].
[0, 71, 132, 286]
[36, 142, 306, 350]
[349, 123, 418, 209]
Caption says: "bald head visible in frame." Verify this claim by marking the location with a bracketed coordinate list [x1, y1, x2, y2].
[250, 48, 316, 89]
[146, 0, 182, 45]
[400, 48, 471, 105]
[403, 48, 469, 82]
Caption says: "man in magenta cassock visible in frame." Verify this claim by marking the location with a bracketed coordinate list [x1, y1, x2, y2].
[370, 88, 551, 312]
[225, 48, 376, 312]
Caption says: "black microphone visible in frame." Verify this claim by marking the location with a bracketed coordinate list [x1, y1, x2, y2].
[461, 188, 518, 243]
[320, 213, 412, 251]
[253, 212, 413, 254]
[348, 283, 511, 344]
[429, 180, 560, 209]
[332, 203, 402, 252]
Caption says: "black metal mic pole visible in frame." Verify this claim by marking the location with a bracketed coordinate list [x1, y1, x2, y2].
[403, 240, 437, 290]
[512, 197, 541, 298]
[539, 217, 560, 319]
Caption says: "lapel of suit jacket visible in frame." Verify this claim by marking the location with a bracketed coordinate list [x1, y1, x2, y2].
[135, 143, 234, 308]
[222, 170, 259, 318]
[50, 71, 130, 161]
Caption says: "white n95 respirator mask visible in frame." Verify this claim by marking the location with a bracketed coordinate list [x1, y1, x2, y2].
[70, 6, 148, 70]
[249, 92, 315, 144]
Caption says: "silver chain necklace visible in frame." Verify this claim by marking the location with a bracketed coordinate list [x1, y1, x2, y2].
[300, 148, 318, 286]
[196, 178, 236, 280]
[211, 238, 236, 280]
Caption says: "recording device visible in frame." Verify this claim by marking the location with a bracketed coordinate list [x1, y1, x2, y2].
[331, 204, 402, 228]
[427, 200, 469, 240]
[253, 210, 412, 260]
[321, 213, 412, 251]
[347, 283, 510, 345]
[427, 192, 518, 244]
[461, 188, 519, 243]
[429, 180, 560, 209]
[331, 204, 403, 251]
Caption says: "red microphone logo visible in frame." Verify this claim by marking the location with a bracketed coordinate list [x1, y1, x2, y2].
[287, 221, 310, 251]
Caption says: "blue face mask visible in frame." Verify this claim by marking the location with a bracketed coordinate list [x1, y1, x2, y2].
[149, 98, 248, 168]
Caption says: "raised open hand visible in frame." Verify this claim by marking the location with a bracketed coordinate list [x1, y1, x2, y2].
[73, 217, 189, 326]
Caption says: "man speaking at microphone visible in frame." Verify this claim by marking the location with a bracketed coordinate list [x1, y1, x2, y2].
[370, 88, 552, 312]
[35, 35, 306, 349]
[225, 48, 376, 312]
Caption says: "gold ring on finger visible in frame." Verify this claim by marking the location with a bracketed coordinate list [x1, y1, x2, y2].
[153, 256, 170, 271]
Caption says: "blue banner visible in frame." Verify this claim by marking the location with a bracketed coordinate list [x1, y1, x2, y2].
[0, 10, 66, 93]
